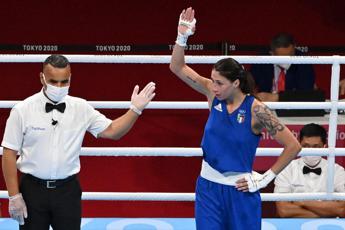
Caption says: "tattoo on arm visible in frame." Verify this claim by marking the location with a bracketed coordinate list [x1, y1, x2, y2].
[253, 105, 284, 136]
[186, 75, 197, 83]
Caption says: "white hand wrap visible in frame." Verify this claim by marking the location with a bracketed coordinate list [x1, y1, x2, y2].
[9, 193, 28, 225]
[245, 169, 276, 193]
[175, 14, 196, 47]
[130, 104, 142, 115]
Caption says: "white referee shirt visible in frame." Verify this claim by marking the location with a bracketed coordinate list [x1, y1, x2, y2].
[1, 90, 112, 180]
[274, 158, 345, 193]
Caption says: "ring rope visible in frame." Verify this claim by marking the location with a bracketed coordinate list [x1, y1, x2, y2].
[1, 147, 345, 157]
[0, 101, 344, 110]
[0, 190, 345, 201]
[0, 54, 344, 64]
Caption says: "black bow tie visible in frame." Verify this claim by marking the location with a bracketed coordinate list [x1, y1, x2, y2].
[303, 166, 322, 175]
[45, 102, 66, 113]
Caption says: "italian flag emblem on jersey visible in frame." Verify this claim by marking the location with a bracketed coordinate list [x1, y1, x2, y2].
[237, 112, 245, 124]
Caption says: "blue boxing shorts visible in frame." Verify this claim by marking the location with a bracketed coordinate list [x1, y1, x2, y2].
[195, 176, 261, 230]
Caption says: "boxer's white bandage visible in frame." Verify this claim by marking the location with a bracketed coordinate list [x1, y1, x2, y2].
[245, 169, 276, 192]
[175, 14, 196, 47]
[176, 33, 189, 47]
[130, 104, 142, 115]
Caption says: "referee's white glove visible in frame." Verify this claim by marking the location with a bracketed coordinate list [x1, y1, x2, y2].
[130, 82, 156, 115]
[175, 7, 196, 47]
[9, 193, 28, 225]
[245, 169, 276, 193]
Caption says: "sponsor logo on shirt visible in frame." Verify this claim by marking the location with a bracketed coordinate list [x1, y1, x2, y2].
[30, 126, 46, 131]
[291, 184, 304, 187]
[214, 103, 222, 112]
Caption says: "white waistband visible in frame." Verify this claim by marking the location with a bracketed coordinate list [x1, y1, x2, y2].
[200, 160, 250, 186]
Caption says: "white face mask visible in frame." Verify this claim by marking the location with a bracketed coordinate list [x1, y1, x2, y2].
[43, 74, 70, 102]
[302, 156, 322, 167]
[278, 64, 291, 70]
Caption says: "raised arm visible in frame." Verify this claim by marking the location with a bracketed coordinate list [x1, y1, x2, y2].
[99, 82, 155, 140]
[169, 7, 213, 103]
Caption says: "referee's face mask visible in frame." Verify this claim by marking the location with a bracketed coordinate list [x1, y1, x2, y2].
[42, 73, 70, 102]
[300, 136, 325, 168]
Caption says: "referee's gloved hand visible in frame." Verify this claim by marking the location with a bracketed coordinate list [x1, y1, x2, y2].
[9, 193, 28, 225]
[175, 7, 197, 47]
[236, 170, 276, 192]
[130, 82, 156, 115]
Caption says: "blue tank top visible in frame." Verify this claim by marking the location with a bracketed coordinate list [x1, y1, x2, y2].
[201, 95, 261, 173]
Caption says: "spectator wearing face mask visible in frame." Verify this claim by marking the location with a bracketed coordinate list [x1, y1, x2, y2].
[274, 123, 345, 218]
[250, 33, 316, 102]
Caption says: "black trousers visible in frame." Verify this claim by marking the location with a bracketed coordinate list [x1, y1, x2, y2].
[19, 174, 82, 230]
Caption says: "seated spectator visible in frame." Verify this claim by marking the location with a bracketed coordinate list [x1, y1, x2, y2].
[274, 123, 345, 218]
[251, 33, 315, 101]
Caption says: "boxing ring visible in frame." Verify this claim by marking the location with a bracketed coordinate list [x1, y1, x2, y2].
[0, 55, 345, 229]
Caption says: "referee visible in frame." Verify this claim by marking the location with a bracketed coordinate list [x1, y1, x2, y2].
[1, 54, 156, 230]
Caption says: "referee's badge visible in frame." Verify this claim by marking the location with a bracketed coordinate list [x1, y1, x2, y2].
[237, 110, 246, 124]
